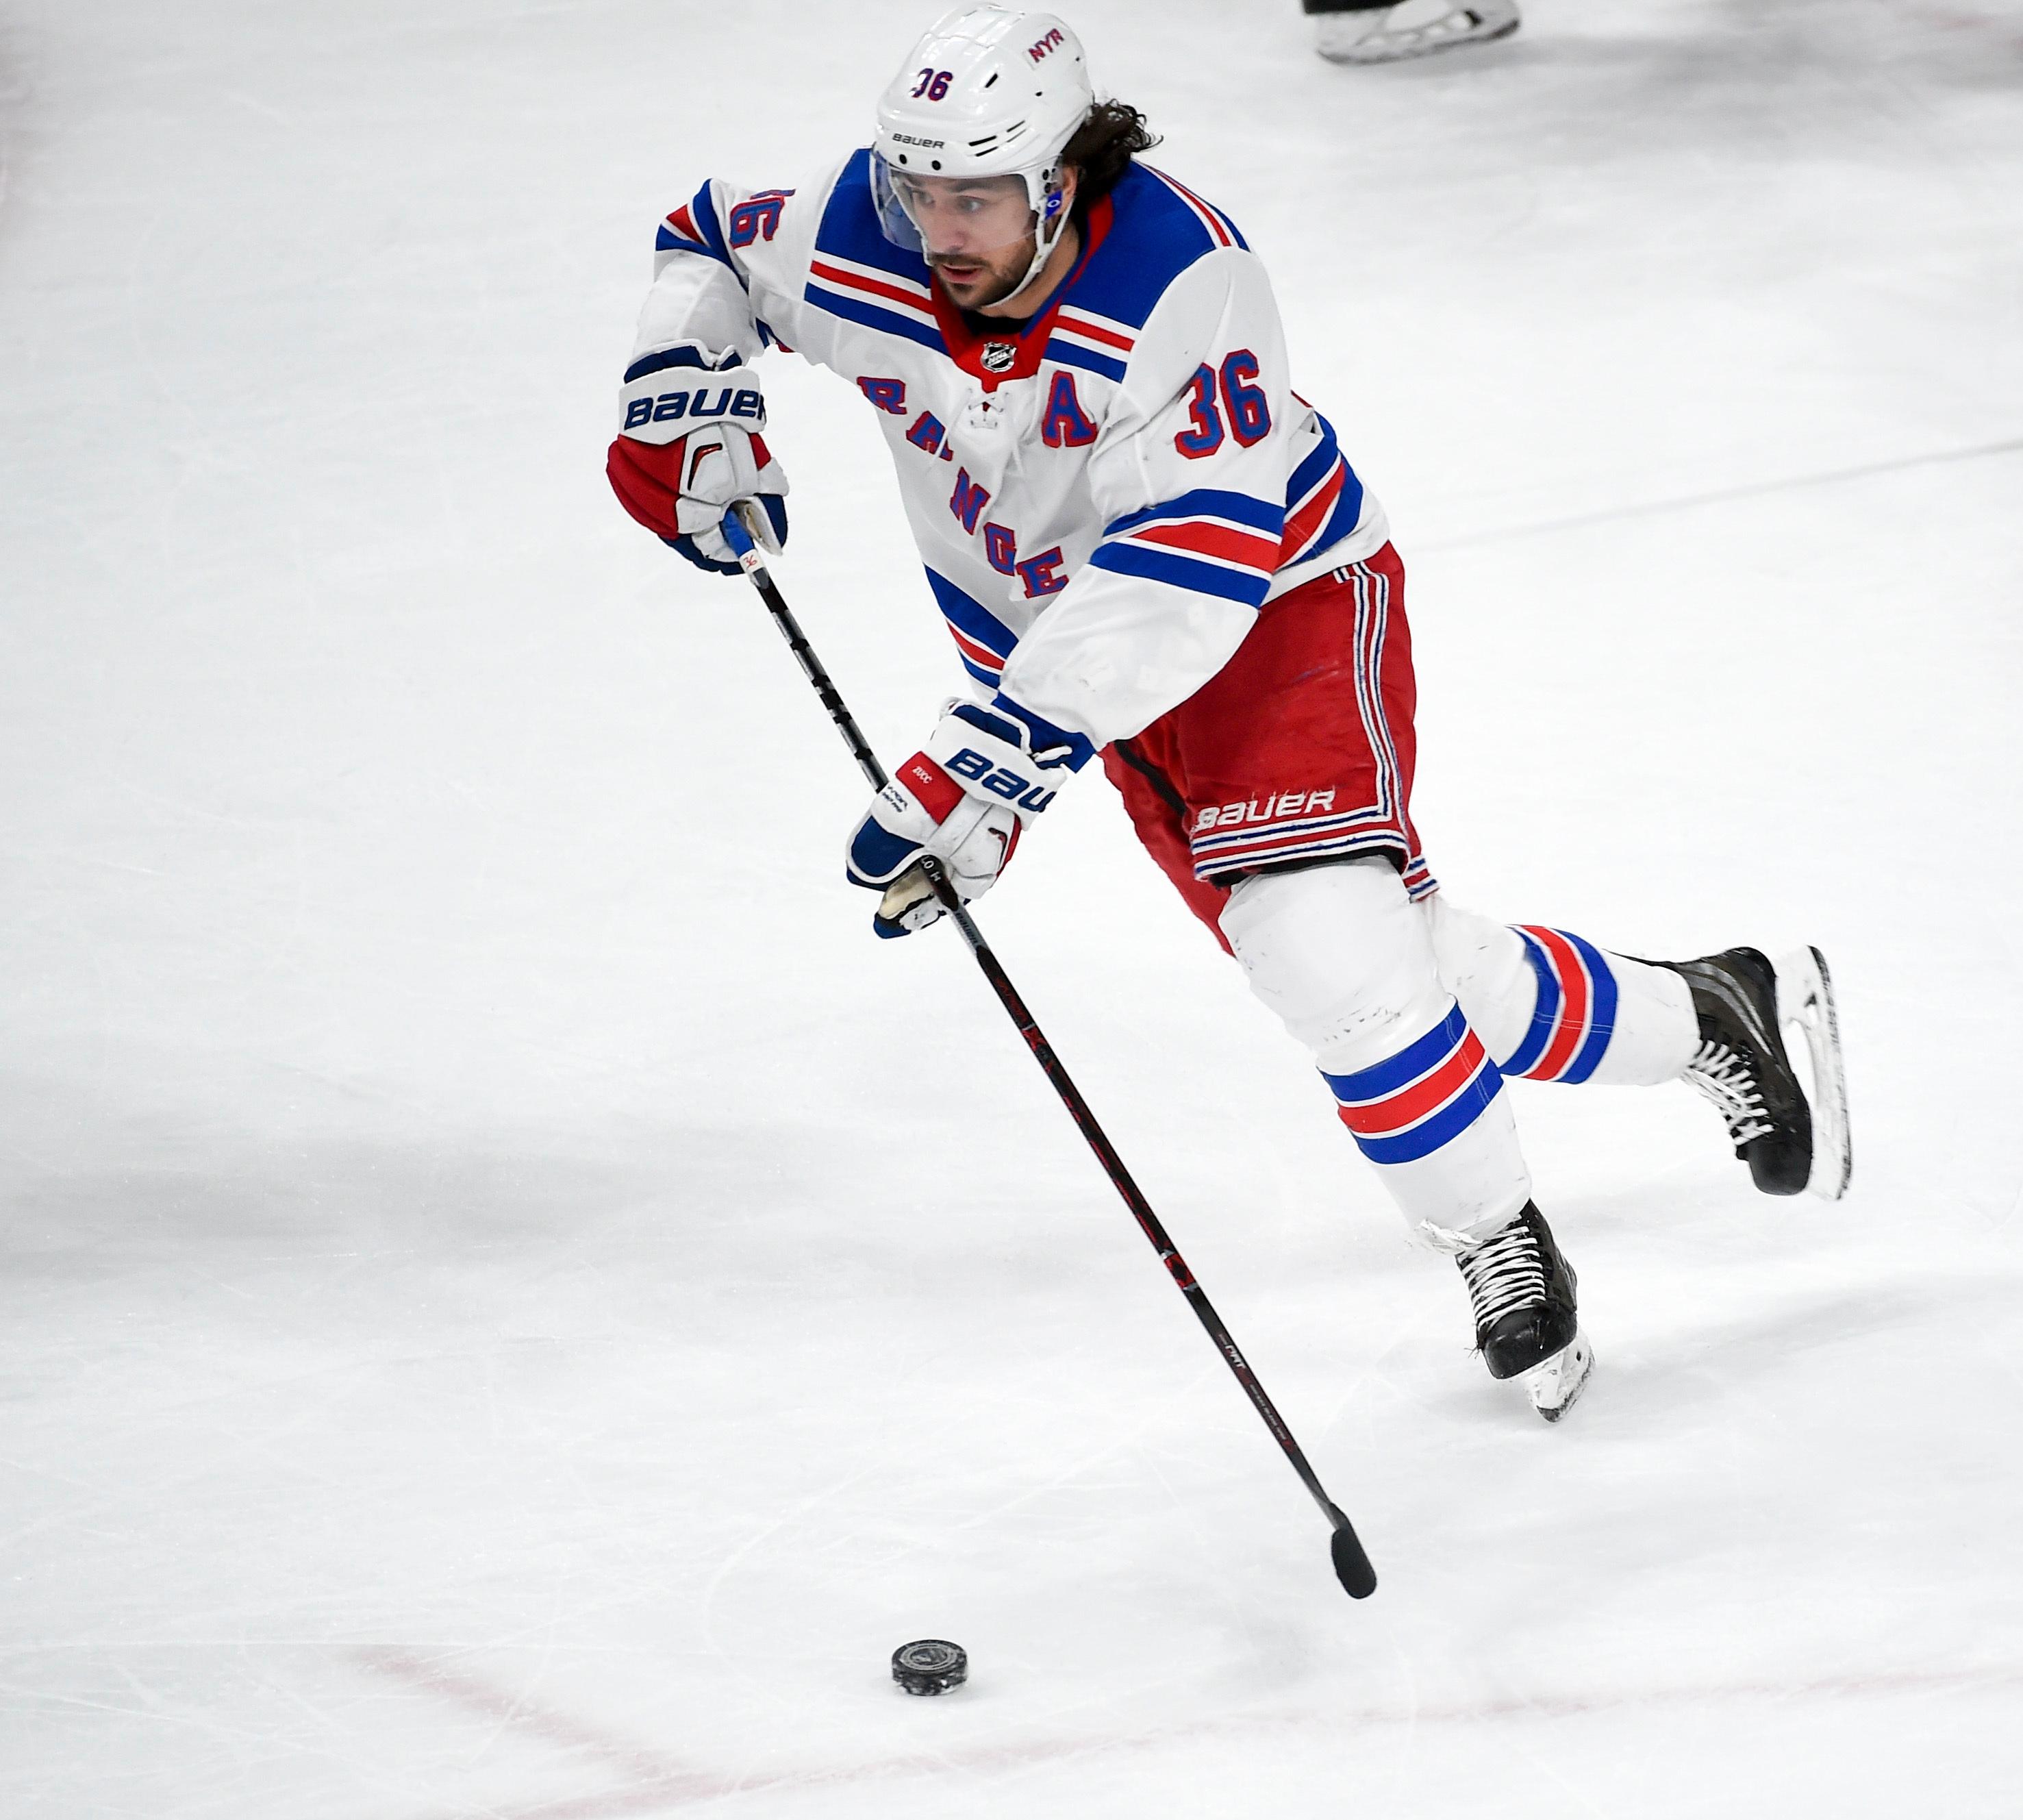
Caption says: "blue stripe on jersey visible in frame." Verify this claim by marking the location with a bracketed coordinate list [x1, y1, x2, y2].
[655, 223, 714, 256]
[1144, 166, 1251, 252]
[1088, 540, 1272, 608]
[1309, 472, 1366, 557]
[685, 177, 736, 268]
[925, 569, 1017, 660]
[1105, 488, 1286, 539]
[1042, 339, 1129, 384]
[1287, 414, 1341, 506]
[803, 283, 944, 352]
[1064, 162, 1247, 333]
[622, 345, 741, 384]
[1284, 412, 1366, 563]
[814, 149, 936, 282]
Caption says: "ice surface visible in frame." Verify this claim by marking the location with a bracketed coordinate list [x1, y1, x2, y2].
[2, 1, 2020, 1815]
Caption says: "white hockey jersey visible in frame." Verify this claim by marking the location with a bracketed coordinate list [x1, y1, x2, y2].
[627, 151, 1387, 766]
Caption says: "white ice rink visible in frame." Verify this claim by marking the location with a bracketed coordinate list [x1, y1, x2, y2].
[3, 1, 2020, 1814]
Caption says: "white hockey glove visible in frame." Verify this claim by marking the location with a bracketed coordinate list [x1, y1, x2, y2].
[606, 344, 788, 574]
[845, 702, 1076, 938]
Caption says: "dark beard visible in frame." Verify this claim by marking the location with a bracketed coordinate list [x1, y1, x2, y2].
[927, 242, 1035, 310]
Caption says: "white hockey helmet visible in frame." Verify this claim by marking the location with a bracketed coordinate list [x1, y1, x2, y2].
[872, 6, 1094, 290]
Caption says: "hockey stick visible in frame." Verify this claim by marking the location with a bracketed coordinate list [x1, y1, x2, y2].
[718, 511, 1377, 1599]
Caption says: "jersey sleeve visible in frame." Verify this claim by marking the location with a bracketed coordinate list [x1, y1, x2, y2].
[627, 160, 845, 372]
[991, 247, 1309, 758]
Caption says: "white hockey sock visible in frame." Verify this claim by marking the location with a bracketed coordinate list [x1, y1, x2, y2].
[1221, 860, 1531, 1244]
[1421, 897, 1697, 1087]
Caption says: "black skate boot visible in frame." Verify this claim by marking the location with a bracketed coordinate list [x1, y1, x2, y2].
[1455, 1203, 1593, 1422]
[1661, 947, 1815, 1197]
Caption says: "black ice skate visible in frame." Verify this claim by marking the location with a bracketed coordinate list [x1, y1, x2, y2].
[1661, 946, 1850, 1200]
[1456, 1203, 1594, 1423]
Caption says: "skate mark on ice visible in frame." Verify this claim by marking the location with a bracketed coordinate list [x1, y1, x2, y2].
[351, 1647, 2023, 1820]
[351, 1647, 705, 1793]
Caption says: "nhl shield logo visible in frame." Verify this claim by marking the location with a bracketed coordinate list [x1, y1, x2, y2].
[981, 340, 1017, 375]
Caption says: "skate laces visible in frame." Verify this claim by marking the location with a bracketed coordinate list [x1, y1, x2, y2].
[1683, 1040, 1774, 1145]
[1457, 1219, 1546, 1330]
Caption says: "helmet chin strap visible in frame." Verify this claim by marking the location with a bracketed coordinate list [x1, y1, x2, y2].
[1000, 169, 1070, 308]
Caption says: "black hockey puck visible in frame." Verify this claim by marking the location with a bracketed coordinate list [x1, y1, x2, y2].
[891, 1638, 966, 1696]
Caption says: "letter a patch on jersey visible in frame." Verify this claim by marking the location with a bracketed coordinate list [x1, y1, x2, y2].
[1041, 371, 1098, 447]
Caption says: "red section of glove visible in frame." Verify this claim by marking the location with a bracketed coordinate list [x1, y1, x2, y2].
[606, 432, 776, 540]
[607, 436, 683, 538]
[894, 751, 966, 824]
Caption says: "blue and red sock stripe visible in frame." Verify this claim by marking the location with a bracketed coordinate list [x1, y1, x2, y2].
[1503, 926, 1619, 1083]
[1322, 1004, 1503, 1164]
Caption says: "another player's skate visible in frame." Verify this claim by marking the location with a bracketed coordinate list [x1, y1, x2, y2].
[1313, 0, 1521, 66]
[1455, 1203, 1593, 1423]
[1661, 947, 1849, 1201]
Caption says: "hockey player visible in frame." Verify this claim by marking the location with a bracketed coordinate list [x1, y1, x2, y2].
[1302, 0, 1521, 65]
[605, 5, 1849, 1421]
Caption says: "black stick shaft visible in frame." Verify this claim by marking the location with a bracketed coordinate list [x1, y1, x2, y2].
[722, 524, 1374, 1597]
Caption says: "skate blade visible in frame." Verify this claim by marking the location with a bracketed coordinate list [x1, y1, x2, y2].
[1774, 945, 1852, 1201]
[1522, 1331, 1594, 1423]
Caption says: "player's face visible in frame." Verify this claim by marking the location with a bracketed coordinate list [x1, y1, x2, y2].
[893, 172, 1041, 308]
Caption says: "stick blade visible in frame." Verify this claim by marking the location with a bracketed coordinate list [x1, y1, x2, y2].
[1331, 1523, 1377, 1599]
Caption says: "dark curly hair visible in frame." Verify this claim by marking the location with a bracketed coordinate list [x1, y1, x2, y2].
[1061, 100, 1161, 223]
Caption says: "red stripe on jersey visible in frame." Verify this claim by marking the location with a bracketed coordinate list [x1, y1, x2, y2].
[1152, 169, 1233, 248]
[666, 203, 703, 244]
[809, 260, 935, 317]
[1133, 521, 1281, 571]
[947, 625, 1005, 673]
[1279, 460, 1346, 564]
[1054, 312, 1135, 351]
